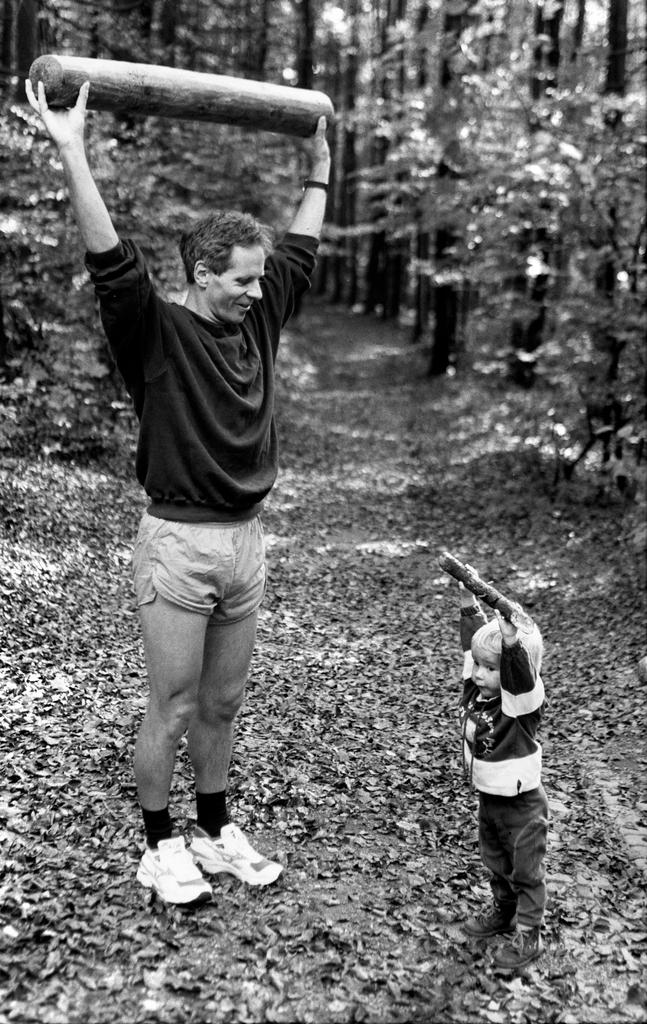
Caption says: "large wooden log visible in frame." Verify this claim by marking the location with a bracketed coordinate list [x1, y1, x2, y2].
[28, 55, 334, 137]
[438, 551, 534, 629]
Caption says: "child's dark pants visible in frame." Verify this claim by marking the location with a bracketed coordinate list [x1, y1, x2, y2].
[478, 785, 549, 929]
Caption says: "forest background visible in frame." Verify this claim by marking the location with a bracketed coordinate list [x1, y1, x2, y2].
[0, 1, 646, 1023]
[0, 0, 645, 494]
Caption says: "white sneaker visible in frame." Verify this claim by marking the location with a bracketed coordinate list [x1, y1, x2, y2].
[190, 824, 283, 886]
[136, 836, 212, 905]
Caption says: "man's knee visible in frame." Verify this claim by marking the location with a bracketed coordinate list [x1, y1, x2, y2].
[148, 688, 199, 739]
[204, 687, 246, 726]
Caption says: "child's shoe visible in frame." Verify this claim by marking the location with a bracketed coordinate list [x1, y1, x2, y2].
[464, 902, 517, 937]
[493, 925, 544, 971]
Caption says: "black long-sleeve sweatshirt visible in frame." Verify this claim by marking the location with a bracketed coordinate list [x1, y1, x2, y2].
[86, 233, 317, 522]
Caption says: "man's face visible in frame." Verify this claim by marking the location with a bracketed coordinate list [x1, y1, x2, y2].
[200, 244, 266, 324]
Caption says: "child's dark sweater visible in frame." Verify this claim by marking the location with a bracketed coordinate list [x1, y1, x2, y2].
[85, 233, 317, 522]
[459, 606, 544, 796]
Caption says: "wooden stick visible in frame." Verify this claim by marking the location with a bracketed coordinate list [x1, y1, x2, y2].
[28, 55, 334, 138]
[438, 552, 534, 628]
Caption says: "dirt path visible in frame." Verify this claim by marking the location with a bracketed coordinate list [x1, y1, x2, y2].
[0, 301, 645, 1023]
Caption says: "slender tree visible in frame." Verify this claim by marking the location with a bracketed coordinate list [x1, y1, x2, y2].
[331, 0, 360, 306]
[1, 0, 16, 97]
[243, 0, 272, 77]
[15, 0, 38, 78]
[594, 0, 628, 385]
[531, 0, 563, 99]
[364, 0, 407, 319]
[295, 0, 314, 89]
[508, 0, 564, 387]
[571, 0, 587, 61]
[159, 0, 177, 64]
[428, 0, 474, 375]
[2, 0, 41, 99]
[310, 13, 343, 299]
[412, 0, 432, 345]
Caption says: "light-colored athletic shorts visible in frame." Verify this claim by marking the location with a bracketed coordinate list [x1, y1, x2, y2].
[132, 511, 266, 623]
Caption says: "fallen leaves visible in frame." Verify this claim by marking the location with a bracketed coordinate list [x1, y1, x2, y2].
[1, 306, 646, 1022]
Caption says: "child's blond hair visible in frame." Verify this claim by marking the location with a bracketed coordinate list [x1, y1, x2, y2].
[472, 617, 544, 674]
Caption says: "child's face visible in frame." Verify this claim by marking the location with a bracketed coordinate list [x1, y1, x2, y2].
[471, 643, 501, 699]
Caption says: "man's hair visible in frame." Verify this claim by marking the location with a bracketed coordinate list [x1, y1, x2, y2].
[179, 210, 274, 283]
[471, 617, 544, 674]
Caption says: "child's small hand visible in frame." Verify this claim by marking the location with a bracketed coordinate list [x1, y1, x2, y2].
[494, 608, 518, 646]
[459, 581, 479, 610]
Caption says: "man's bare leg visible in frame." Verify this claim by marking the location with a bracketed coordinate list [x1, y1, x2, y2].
[188, 609, 258, 791]
[186, 609, 282, 885]
[134, 594, 209, 810]
[133, 594, 213, 904]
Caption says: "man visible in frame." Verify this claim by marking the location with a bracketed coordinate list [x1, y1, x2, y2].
[26, 77, 330, 906]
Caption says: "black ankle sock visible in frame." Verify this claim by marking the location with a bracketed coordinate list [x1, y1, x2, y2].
[196, 790, 230, 837]
[141, 806, 173, 849]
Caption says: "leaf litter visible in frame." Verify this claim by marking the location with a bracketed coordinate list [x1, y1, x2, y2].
[0, 302, 645, 1022]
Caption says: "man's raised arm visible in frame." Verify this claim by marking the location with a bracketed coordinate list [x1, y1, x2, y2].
[287, 116, 331, 240]
[25, 79, 119, 254]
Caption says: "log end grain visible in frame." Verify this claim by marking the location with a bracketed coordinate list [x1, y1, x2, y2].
[29, 54, 80, 107]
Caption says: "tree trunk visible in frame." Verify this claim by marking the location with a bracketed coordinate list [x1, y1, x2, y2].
[509, 224, 550, 388]
[295, 0, 314, 90]
[252, 0, 271, 78]
[431, 223, 458, 375]
[593, 0, 628, 401]
[365, 229, 387, 315]
[531, 0, 562, 100]
[606, 0, 627, 98]
[0, 294, 8, 367]
[364, 0, 407, 318]
[412, 228, 431, 344]
[571, 0, 586, 61]
[1, 0, 15, 98]
[342, 0, 359, 308]
[331, 0, 359, 307]
[412, 0, 431, 344]
[237, 0, 271, 77]
[2, 0, 44, 99]
[384, 248, 404, 320]
[16, 0, 38, 80]
[159, 0, 177, 64]
[428, 0, 475, 375]
[310, 26, 340, 299]
[509, 0, 563, 387]
[109, 0, 153, 62]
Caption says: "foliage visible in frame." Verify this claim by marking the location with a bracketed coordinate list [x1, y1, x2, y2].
[339, 0, 646, 497]
[0, 0, 645, 497]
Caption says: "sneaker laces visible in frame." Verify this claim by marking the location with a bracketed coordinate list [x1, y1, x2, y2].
[220, 824, 260, 859]
[157, 837, 203, 883]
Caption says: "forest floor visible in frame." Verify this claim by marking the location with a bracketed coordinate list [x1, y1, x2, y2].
[0, 300, 646, 1024]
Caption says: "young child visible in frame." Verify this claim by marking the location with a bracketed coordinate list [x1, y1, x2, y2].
[456, 579, 549, 971]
